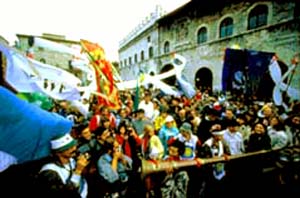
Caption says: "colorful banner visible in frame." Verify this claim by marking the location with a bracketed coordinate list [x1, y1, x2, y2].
[80, 39, 121, 110]
[222, 48, 275, 101]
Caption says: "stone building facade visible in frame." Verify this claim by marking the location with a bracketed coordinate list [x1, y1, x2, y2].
[118, 5, 165, 81]
[118, 0, 300, 93]
[15, 33, 87, 83]
[16, 33, 80, 71]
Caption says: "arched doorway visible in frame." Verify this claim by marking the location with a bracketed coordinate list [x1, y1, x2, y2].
[195, 67, 213, 91]
[160, 64, 176, 85]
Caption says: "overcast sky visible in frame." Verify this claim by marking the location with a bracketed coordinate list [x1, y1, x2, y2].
[1, 0, 190, 61]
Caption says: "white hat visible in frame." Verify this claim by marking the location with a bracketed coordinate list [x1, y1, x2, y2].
[211, 130, 225, 136]
[51, 133, 77, 152]
[165, 115, 174, 122]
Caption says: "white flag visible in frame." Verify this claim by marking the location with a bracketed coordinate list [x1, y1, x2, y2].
[0, 43, 81, 101]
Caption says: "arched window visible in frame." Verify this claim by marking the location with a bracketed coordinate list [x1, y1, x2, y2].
[148, 47, 153, 58]
[134, 53, 138, 63]
[164, 41, 170, 54]
[129, 57, 132, 65]
[197, 27, 207, 44]
[141, 50, 144, 61]
[220, 17, 233, 38]
[248, 5, 268, 30]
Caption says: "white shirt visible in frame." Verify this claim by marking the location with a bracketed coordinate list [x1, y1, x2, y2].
[40, 158, 88, 198]
[223, 129, 245, 155]
[138, 100, 154, 119]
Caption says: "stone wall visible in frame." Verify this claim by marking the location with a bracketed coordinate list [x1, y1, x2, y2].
[17, 34, 78, 71]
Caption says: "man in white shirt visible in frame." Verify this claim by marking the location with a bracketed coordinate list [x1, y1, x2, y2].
[138, 91, 154, 120]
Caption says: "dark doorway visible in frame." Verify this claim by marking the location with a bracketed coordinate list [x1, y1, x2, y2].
[160, 64, 176, 85]
[195, 67, 213, 91]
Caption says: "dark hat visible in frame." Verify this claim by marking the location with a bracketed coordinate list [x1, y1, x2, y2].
[226, 119, 239, 127]
[206, 106, 220, 116]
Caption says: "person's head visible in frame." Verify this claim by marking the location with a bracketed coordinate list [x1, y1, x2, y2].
[178, 108, 186, 118]
[165, 115, 174, 128]
[143, 124, 155, 137]
[119, 108, 128, 118]
[258, 104, 273, 118]
[51, 133, 77, 159]
[211, 129, 225, 141]
[236, 114, 246, 126]
[95, 127, 111, 144]
[224, 108, 235, 120]
[80, 126, 92, 141]
[117, 124, 127, 135]
[180, 122, 193, 140]
[227, 119, 239, 132]
[171, 97, 180, 107]
[269, 116, 285, 130]
[100, 106, 110, 117]
[286, 113, 300, 129]
[102, 136, 119, 154]
[144, 92, 152, 103]
[153, 98, 160, 109]
[136, 109, 145, 119]
[205, 107, 219, 120]
[59, 101, 69, 110]
[263, 106, 273, 117]
[168, 139, 185, 158]
[291, 114, 300, 127]
[252, 122, 267, 135]
[76, 124, 91, 141]
[101, 117, 111, 129]
[160, 107, 169, 118]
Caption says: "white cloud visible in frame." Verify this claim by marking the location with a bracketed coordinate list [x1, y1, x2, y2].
[1, 0, 190, 61]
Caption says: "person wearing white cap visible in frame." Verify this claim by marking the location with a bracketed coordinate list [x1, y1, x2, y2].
[37, 133, 90, 198]
[158, 115, 179, 156]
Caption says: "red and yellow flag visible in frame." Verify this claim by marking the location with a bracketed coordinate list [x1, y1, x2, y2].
[80, 39, 120, 110]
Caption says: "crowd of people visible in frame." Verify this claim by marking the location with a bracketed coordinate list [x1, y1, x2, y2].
[1, 86, 300, 198]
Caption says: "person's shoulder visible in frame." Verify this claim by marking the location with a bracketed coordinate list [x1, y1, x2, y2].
[98, 153, 112, 163]
[144, 118, 153, 124]
[151, 135, 161, 141]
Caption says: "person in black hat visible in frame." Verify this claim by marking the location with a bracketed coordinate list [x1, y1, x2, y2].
[196, 106, 223, 144]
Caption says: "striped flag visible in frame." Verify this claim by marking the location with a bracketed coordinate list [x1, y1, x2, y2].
[80, 39, 121, 110]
